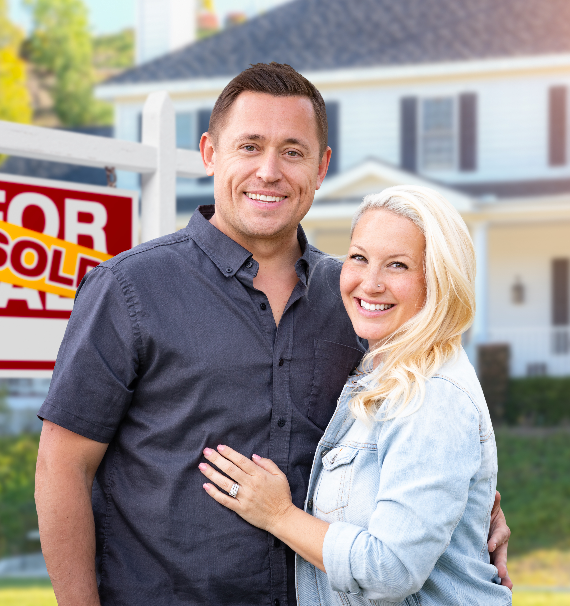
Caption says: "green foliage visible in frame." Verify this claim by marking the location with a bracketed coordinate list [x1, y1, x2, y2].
[24, 0, 112, 126]
[0, 434, 41, 558]
[0, 0, 32, 165]
[93, 28, 134, 70]
[496, 429, 570, 555]
[505, 377, 570, 426]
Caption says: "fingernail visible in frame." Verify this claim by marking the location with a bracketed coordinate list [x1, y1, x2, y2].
[199, 463, 208, 471]
[217, 444, 226, 452]
[203, 483, 211, 490]
[252, 454, 261, 461]
[203, 448, 213, 456]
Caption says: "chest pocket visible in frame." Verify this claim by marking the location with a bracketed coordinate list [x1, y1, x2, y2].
[314, 446, 358, 520]
[308, 339, 363, 431]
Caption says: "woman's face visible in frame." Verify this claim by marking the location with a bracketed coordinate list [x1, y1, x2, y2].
[340, 208, 427, 350]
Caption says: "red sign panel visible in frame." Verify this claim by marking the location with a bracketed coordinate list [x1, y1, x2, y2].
[0, 175, 138, 375]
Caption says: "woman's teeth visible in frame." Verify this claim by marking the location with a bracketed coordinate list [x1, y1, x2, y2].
[246, 193, 286, 202]
[360, 300, 394, 311]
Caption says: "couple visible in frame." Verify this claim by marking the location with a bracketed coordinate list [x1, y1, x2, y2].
[35, 63, 512, 605]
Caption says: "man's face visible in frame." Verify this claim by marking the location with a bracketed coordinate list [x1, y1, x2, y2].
[201, 92, 330, 244]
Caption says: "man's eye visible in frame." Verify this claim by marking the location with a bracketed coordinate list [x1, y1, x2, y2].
[286, 150, 300, 157]
[243, 145, 256, 152]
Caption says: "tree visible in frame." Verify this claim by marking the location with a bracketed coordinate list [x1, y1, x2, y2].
[25, 0, 112, 126]
[0, 0, 32, 164]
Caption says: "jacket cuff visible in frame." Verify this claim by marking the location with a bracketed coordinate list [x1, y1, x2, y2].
[323, 522, 363, 594]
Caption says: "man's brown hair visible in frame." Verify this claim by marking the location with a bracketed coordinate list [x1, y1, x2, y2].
[208, 62, 329, 157]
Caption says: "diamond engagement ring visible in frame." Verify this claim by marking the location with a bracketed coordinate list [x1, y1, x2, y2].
[229, 483, 240, 498]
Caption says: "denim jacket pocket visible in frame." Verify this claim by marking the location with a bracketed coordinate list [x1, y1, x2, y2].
[314, 446, 358, 520]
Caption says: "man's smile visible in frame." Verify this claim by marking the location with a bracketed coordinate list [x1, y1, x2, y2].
[245, 192, 288, 203]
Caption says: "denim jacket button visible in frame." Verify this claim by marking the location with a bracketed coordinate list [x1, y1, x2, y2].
[321, 448, 330, 458]
[307, 498, 313, 510]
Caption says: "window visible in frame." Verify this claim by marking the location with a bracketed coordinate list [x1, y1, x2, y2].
[421, 97, 455, 170]
[400, 93, 477, 173]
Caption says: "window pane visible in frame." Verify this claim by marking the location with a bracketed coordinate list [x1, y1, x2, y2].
[422, 98, 454, 170]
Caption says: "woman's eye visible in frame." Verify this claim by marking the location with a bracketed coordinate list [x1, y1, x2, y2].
[389, 261, 408, 269]
[349, 254, 366, 262]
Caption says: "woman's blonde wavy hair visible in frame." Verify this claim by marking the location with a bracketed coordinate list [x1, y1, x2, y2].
[349, 185, 476, 422]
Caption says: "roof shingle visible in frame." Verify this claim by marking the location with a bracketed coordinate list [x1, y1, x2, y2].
[106, 0, 570, 86]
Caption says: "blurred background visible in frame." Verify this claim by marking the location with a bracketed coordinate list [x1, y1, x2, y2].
[1, 0, 569, 604]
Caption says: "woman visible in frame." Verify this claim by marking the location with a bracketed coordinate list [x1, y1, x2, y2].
[198, 186, 512, 605]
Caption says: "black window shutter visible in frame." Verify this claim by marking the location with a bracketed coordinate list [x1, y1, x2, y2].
[176, 112, 193, 150]
[549, 86, 567, 166]
[197, 109, 213, 185]
[325, 101, 339, 176]
[552, 259, 569, 325]
[459, 93, 477, 171]
[400, 97, 417, 172]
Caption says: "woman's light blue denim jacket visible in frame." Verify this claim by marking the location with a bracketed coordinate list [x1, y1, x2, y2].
[296, 347, 512, 605]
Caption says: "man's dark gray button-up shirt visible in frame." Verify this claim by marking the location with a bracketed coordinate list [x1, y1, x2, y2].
[39, 206, 364, 606]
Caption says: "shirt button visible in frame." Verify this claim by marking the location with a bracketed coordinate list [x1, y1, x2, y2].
[260, 303, 267, 310]
[278, 358, 284, 366]
[245, 261, 253, 268]
[274, 600, 280, 606]
[225, 267, 232, 273]
[307, 498, 313, 510]
[277, 417, 286, 428]
[274, 537, 281, 548]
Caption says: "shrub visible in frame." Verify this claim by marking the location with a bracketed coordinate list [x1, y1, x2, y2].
[504, 377, 570, 426]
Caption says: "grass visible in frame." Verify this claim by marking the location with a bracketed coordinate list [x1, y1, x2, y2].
[496, 428, 570, 555]
[0, 579, 56, 606]
[513, 593, 570, 606]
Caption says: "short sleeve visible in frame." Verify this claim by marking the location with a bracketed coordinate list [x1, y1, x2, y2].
[38, 266, 139, 443]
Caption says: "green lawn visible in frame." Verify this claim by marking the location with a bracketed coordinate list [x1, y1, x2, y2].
[496, 429, 570, 556]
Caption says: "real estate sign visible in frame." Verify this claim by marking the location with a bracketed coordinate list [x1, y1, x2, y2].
[0, 175, 137, 376]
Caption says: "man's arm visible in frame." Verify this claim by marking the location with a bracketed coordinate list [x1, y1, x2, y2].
[35, 420, 109, 606]
[488, 491, 513, 590]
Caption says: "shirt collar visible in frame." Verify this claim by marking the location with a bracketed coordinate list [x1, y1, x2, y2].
[187, 205, 312, 282]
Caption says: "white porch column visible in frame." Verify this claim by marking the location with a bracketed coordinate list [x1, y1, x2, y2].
[469, 221, 489, 366]
[141, 92, 177, 242]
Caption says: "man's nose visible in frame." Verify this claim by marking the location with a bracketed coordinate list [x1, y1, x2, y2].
[256, 152, 282, 183]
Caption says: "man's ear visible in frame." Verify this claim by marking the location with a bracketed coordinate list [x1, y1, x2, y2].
[315, 146, 332, 190]
[200, 132, 216, 177]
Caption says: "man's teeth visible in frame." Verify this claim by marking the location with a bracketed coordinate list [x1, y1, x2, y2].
[360, 300, 394, 311]
[247, 193, 286, 202]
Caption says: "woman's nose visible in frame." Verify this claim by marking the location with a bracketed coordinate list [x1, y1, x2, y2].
[362, 270, 385, 293]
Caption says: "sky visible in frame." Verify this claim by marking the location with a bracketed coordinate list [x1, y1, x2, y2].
[9, 0, 294, 35]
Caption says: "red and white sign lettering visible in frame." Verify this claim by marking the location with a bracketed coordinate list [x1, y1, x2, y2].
[0, 175, 137, 376]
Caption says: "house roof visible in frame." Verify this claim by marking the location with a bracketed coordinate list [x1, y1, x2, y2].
[107, 0, 570, 86]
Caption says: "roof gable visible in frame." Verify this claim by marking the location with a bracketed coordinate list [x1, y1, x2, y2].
[107, 0, 570, 86]
[314, 158, 474, 212]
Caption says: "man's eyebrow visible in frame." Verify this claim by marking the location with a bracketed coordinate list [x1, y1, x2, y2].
[283, 138, 310, 151]
[235, 134, 265, 143]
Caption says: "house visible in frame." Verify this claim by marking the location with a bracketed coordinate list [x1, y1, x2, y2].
[96, 0, 570, 377]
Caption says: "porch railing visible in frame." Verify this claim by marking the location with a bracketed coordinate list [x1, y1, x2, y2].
[487, 325, 570, 377]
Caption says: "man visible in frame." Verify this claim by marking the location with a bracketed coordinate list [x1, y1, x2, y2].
[35, 63, 511, 606]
